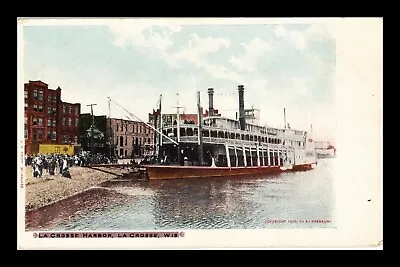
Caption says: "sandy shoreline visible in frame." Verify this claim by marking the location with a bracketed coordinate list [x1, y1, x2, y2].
[24, 165, 131, 211]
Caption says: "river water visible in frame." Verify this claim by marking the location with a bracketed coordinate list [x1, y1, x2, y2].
[27, 158, 336, 231]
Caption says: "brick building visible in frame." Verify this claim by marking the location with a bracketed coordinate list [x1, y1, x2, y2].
[107, 118, 155, 159]
[24, 80, 81, 154]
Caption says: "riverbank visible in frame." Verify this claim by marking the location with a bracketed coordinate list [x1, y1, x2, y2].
[24, 165, 131, 211]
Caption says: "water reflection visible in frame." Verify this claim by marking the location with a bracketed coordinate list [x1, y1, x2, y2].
[43, 159, 335, 231]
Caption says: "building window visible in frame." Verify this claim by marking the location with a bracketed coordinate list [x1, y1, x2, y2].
[63, 117, 66, 126]
[75, 107, 78, 115]
[120, 136, 123, 147]
[38, 118, 43, 126]
[32, 118, 37, 125]
[52, 120, 56, 127]
[52, 131, 57, 141]
[125, 125, 127, 131]
[148, 138, 151, 144]
[47, 107, 51, 114]
[33, 104, 37, 112]
[48, 95, 52, 102]
[63, 105, 66, 113]
[24, 103, 28, 110]
[38, 130, 43, 140]
[75, 118, 78, 127]
[116, 123, 119, 131]
[47, 132, 51, 140]
[38, 105, 43, 112]
[69, 106, 72, 114]
[24, 129, 28, 139]
[125, 137, 127, 146]
[47, 119, 51, 127]
[24, 117, 27, 125]
[33, 89, 38, 99]
[33, 130, 37, 141]
[68, 117, 72, 126]
[24, 91, 28, 99]
[38, 91, 43, 101]
[52, 107, 56, 114]
[62, 134, 66, 143]
[53, 96, 57, 103]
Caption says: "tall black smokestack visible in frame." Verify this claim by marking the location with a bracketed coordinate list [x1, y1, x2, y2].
[208, 88, 214, 117]
[238, 85, 246, 130]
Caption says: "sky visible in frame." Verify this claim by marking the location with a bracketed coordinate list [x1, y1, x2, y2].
[21, 19, 336, 144]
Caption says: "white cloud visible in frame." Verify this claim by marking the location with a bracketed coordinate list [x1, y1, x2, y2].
[107, 20, 180, 51]
[164, 34, 243, 83]
[229, 37, 273, 71]
[108, 23, 241, 83]
[273, 24, 332, 51]
[273, 25, 287, 37]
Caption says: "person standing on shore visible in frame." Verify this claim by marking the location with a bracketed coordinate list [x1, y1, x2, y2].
[49, 156, 56, 176]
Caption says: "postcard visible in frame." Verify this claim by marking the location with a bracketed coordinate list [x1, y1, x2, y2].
[17, 17, 383, 249]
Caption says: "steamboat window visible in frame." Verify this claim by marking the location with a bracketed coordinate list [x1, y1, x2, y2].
[202, 130, 209, 137]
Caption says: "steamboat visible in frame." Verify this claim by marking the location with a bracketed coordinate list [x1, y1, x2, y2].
[133, 84, 318, 180]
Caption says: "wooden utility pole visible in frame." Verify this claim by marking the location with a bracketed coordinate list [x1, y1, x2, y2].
[87, 103, 97, 155]
[197, 91, 204, 165]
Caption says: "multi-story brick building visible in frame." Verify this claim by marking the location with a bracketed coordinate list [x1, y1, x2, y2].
[107, 118, 155, 159]
[24, 80, 81, 154]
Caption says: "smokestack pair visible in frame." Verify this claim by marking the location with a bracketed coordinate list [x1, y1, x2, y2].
[208, 85, 245, 130]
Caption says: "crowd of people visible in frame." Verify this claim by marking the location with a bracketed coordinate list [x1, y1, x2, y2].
[24, 152, 117, 179]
